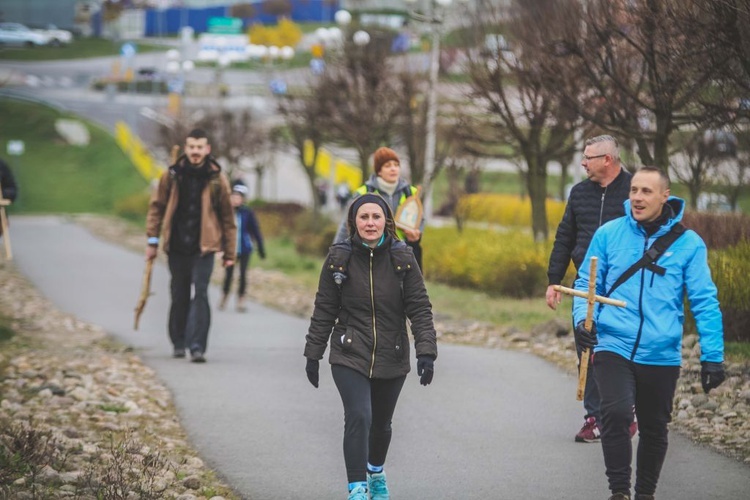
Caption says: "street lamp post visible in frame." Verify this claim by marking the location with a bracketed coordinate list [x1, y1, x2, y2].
[165, 48, 193, 117]
[404, 0, 468, 218]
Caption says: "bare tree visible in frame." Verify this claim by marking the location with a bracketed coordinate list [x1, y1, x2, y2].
[277, 90, 329, 212]
[541, 0, 735, 170]
[262, 0, 292, 19]
[157, 108, 270, 185]
[461, 0, 579, 241]
[193, 109, 270, 181]
[670, 131, 719, 210]
[313, 28, 404, 179]
[229, 3, 255, 19]
[390, 71, 454, 187]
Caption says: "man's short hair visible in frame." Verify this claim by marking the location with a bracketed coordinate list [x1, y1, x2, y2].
[187, 129, 209, 142]
[585, 134, 620, 163]
[636, 165, 670, 190]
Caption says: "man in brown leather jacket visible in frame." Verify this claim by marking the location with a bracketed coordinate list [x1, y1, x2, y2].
[145, 129, 236, 362]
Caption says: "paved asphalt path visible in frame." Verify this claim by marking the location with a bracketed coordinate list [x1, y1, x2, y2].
[10, 216, 750, 499]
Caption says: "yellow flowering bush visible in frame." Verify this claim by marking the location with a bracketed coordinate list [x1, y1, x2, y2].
[709, 240, 750, 341]
[456, 193, 566, 229]
[422, 227, 553, 298]
[248, 18, 302, 48]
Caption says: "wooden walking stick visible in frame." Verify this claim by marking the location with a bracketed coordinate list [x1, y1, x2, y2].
[133, 258, 154, 330]
[553, 257, 627, 401]
[133, 144, 179, 330]
[0, 181, 12, 260]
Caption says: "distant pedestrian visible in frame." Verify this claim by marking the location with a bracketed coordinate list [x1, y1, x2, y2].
[0, 157, 18, 204]
[336, 182, 351, 211]
[545, 135, 633, 443]
[573, 166, 725, 500]
[0, 156, 18, 241]
[219, 182, 265, 313]
[305, 193, 437, 500]
[334, 147, 424, 270]
[145, 129, 236, 363]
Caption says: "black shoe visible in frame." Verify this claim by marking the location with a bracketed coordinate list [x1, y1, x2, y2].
[190, 350, 206, 363]
[173, 348, 186, 358]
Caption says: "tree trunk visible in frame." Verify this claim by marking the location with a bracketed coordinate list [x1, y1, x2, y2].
[358, 147, 369, 185]
[525, 154, 549, 242]
[558, 160, 569, 201]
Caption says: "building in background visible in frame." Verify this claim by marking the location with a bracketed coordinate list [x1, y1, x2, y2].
[0, 0, 77, 31]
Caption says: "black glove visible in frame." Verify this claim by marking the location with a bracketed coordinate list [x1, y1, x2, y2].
[701, 361, 725, 394]
[259, 249, 266, 260]
[417, 356, 434, 386]
[574, 321, 598, 350]
[305, 358, 319, 388]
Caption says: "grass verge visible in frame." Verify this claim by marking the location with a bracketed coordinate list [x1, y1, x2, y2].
[0, 98, 148, 214]
[0, 38, 165, 61]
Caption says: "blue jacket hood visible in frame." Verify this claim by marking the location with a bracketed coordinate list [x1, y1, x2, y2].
[623, 196, 685, 237]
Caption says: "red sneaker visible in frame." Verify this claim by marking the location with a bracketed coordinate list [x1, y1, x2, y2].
[575, 416, 601, 443]
[629, 416, 638, 439]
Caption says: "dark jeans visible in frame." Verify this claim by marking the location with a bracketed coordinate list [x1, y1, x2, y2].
[331, 365, 406, 483]
[594, 351, 680, 496]
[577, 342, 601, 420]
[168, 252, 215, 354]
[222, 252, 251, 297]
[407, 240, 422, 272]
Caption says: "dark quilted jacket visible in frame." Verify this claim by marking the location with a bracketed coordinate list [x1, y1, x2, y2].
[547, 168, 632, 285]
[304, 236, 437, 379]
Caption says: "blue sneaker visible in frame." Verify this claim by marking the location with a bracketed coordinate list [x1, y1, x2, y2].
[368, 471, 390, 500]
[347, 484, 368, 500]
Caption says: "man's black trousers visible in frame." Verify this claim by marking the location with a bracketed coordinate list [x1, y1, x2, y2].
[594, 351, 680, 496]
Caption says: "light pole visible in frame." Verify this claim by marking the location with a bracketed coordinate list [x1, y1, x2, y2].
[165, 48, 193, 117]
[404, 0, 468, 218]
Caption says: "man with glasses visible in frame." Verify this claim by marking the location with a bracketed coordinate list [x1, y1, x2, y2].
[545, 135, 634, 443]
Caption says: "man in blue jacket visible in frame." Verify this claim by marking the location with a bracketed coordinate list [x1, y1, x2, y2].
[573, 166, 725, 500]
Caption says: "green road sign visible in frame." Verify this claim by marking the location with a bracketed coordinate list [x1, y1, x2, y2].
[208, 17, 243, 35]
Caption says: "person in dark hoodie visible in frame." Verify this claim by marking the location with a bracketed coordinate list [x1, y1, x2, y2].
[333, 147, 424, 270]
[145, 129, 236, 363]
[218, 182, 265, 313]
[305, 193, 437, 500]
[573, 166, 725, 500]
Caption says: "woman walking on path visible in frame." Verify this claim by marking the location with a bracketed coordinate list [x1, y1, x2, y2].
[333, 147, 425, 270]
[305, 193, 438, 500]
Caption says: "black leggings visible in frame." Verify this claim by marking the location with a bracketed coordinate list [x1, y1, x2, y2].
[594, 351, 680, 496]
[331, 365, 406, 483]
[222, 253, 250, 296]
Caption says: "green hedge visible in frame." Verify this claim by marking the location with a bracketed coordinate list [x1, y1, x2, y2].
[709, 240, 750, 342]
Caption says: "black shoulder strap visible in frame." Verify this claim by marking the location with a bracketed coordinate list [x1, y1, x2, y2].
[328, 242, 352, 288]
[604, 223, 686, 298]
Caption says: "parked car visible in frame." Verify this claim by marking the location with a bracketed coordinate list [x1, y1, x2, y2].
[0, 22, 50, 47]
[37, 24, 74, 46]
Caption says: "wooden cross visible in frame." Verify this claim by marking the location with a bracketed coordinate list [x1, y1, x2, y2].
[554, 257, 627, 400]
[0, 181, 12, 260]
